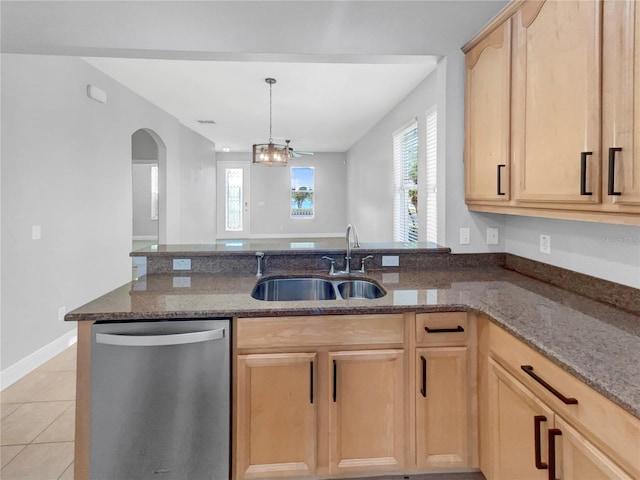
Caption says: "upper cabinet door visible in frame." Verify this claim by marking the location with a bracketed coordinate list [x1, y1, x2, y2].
[465, 19, 512, 202]
[602, 0, 640, 210]
[512, 0, 602, 205]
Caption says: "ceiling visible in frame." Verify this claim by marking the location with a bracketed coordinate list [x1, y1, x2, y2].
[1, 1, 509, 153]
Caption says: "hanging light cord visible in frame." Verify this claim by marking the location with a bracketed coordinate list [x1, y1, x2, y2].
[268, 80, 273, 143]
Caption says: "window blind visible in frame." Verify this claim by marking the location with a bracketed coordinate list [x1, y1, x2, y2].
[393, 121, 419, 243]
[425, 109, 438, 245]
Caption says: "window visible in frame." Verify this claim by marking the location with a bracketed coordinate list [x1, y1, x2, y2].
[393, 121, 419, 243]
[291, 167, 314, 218]
[425, 108, 437, 245]
[225, 168, 244, 231]
[151, 165, 159, 220]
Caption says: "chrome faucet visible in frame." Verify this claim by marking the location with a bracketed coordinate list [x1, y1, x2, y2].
[255, 252, 265, 277]
[343, 224, 360, 274]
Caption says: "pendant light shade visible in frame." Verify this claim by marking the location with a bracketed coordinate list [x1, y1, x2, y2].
[253, 78, 288, 166]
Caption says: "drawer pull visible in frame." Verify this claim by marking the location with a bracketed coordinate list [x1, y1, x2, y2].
[608, 147, 622, 196]
[534, 415, 548, 470]
[497, 164, 506, 196]
[521, 365, 578, 405]
[425, 325, 465, 334]
[580, 152, 593, 195]
[548, 428, 562, 480]
[420, 355, 427, 397]
[580, 151, 593, 195]
[310, 361, 314, 404]
[332, 360, 337, 403]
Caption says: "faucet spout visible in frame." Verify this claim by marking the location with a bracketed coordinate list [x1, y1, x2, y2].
[344, 224, 359, 274]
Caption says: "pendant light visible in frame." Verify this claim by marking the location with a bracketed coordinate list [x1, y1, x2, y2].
[252, 78, 288, 166]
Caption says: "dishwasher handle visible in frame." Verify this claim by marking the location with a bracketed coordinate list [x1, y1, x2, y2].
[96, 328, 225, 347]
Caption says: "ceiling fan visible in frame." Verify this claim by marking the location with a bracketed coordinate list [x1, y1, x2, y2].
[285, 139, 314, 158]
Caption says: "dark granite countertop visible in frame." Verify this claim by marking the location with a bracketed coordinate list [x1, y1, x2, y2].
[130, 239, 449, 256]
[66, 266, 640, 420]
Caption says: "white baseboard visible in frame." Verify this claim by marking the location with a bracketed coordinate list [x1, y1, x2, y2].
[0, 328, 78, 391]
[133, 235, 158, 241]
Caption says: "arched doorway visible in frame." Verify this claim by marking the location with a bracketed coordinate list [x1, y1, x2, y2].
[131, 128, 166, 277]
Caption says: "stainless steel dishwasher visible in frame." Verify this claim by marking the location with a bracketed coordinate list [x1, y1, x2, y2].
[90, 318, 230, 480]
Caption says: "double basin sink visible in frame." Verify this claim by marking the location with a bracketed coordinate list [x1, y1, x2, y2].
[251, 277, 386, 301]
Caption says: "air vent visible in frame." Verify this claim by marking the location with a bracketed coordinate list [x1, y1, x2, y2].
[197, 120, 216, 124]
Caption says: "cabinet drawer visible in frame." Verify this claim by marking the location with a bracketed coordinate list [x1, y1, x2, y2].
[488, 322, 640, 477]
[237, 314, 404, 350]
[415, 312, 468, 346]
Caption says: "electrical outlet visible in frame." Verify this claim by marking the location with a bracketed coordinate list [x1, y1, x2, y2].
[173, 276, 191, 288]
[172, 259, 192, 271]
[382, 255, 399, 267]
[540, 235, 551, 254]
[487, 227, 499, 245]
[58, 306, 66, 321]
[459, 227, 470, 245]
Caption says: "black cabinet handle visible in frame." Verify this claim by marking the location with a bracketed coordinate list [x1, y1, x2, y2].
[420, 356, 427, 398]
[497, 164, 506, 196]
[548, 428, 562, 480]
[310, 361, 314, 404]
[580, 151, 593, 195]
[425, 325, 465, 334]
[332, 360, 337, 403]
[521, 365, 578, 405]
[534, 415, 548, 470]
[608, 147, 622, 196]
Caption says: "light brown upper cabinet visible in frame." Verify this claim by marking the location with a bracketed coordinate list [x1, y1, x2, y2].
[602, 0, 640, 211]
[511, 0, 602, 206]
[465, 19, 512, 202]
[463, 0, 640, 225]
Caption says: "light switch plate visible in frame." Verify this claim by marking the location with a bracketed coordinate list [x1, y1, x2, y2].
[58, 306, 66, 321]
[459, 227, 470, 245]
[172, 259, 192, 270]
[32, 225, 41, 240]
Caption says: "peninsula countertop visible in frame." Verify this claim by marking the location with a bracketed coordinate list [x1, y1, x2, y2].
[66, 265, 640, 420]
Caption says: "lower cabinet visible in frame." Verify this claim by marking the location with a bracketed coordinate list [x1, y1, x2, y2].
[235, 353, 317, 479]
[480, 316, 639, 480]
[415, 347, 469, 469]
[487, 358, 556, 480]
[552, 416, 633, 480]
[329, 350, 405, 475]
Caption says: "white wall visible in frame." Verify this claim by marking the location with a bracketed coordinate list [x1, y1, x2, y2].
[0, 54, 215, 382]
[132, 163, 158, 238]
[217, 152, 346, 237]
[346, 55, 506, 251]
[505, 217, 640, 289]
[179, 125, 216, 244]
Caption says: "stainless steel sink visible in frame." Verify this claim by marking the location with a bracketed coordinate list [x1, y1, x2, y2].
[336, 279, 386, 299]
[251, 277, 385, 301]
[251, 278, 337, 301]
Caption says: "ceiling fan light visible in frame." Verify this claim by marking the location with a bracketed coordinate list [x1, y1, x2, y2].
[253, 142, 288, 166]
[252, 77, 289, 166]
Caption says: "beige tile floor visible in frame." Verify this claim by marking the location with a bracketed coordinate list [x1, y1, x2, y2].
[1, 344, 77, 480]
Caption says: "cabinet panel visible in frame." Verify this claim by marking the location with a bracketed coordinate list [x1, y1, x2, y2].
[236, 353, 317, 479]
[512, 0, 602, 205]
[415, 347, 469, 469]
[328, 350, 404, 475]
[465, 19, 512, 202]
[488, 359, 555, 480]
[552, 417, 633, 480]
[602, 0, 640, 210]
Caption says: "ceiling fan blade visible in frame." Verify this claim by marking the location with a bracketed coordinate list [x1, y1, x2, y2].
[294, 151, 314, 156]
